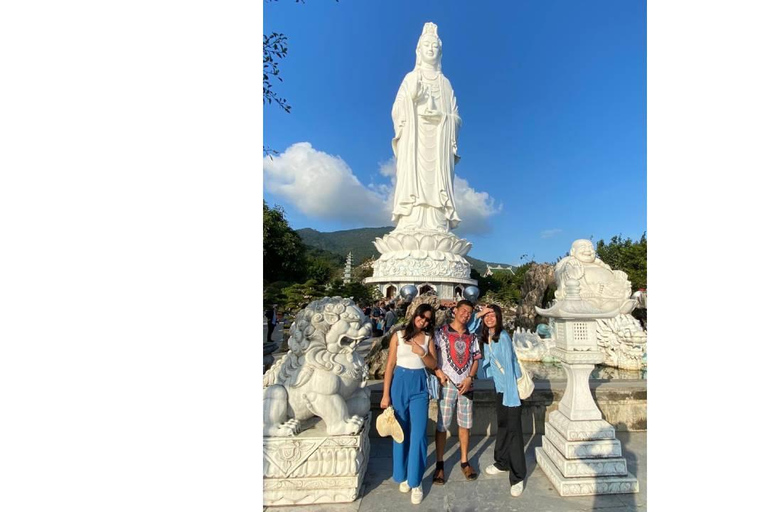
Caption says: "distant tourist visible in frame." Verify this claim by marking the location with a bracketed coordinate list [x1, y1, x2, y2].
[432, 300, 482, 484]
[265, 304, 278, 342]
[270, 312, 285, 344]
[372, 301, 383, 322]
[470, 304, 527, 497]
[384, 305, 397, 332]
[380, 304, 437, 504]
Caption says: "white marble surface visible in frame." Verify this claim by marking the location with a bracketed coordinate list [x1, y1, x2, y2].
[390, 22, 461, 233]
[263, 415, 371, 506]
[542, 437, 628, 477]
[536, 447, 639, 497]
[263, 297, 373, 437]
[544, 239, 636, 317]
[596, 313, 647, 370]
[364, 22, 476, 299]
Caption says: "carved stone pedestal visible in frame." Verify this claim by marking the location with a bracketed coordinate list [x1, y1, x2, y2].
[364, 230, 477, 300]
[263, 414, 371, 506]
[534, 239, 641, 497]
[535, 365, 639, 497]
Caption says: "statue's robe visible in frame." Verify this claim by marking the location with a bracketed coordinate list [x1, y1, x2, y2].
[391, 69, 461, 232]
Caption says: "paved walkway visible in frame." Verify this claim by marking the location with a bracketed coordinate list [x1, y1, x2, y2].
[264, 432, 646, 511]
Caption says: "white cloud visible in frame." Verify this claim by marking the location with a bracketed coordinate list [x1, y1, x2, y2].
[264, 142, 501, 234]
[263, 142, 390, 226]
[540, 229, 563, 239]
[452, 176, 503, 235]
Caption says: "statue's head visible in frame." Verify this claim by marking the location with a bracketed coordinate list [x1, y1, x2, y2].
[415, 22, 442, 70]
[570, 239, 597, 264]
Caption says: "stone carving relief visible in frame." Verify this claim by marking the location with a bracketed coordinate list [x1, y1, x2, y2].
[596, 314, 647, 371]
[512, 326, 556, 362]
[372, 255, 470, 279]
[263, 297, 373, 436]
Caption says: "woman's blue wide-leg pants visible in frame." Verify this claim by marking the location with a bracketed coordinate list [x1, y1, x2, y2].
[390, 366, 429, 488]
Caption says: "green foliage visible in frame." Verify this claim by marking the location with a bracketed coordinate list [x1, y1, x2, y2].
[281, 280, 327, 311]
[476, 262, 532, 305]
[327, 281, 378, 307]
[595, 233, 647, 291]
[296, 227, 391, 262]
[263, 202, 350, 312]
[297, 226, 510, 274]
[305, 246, 344, 283]
[263, 201, 308, 283]
[352, 262, 374, 281]
[263, 32, 291, 114]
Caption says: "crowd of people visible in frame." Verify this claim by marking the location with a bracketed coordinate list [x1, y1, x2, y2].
[364, 299, 403, 336]
[380, 300, 526, 504]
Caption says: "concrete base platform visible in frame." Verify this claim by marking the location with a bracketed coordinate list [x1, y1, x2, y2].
[536, 447, 639, 496]
[263, 432, 646, 511]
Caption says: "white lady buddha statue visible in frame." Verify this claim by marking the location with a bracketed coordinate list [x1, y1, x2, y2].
[390, 22, 461, 233]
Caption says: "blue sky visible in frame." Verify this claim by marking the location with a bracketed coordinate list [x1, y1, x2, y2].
[263, 0, 646, 265]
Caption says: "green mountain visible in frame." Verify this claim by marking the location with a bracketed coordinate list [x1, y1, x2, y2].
[296, 227, 515, 274]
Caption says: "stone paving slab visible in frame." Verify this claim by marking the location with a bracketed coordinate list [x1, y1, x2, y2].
[264, 432, 646, 511]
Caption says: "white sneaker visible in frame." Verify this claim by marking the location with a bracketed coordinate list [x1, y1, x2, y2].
[510, 481, 525, 497]
[399, 481, 410, 493]
[485, 464, 508, 475]
[411, 485, 423, 504]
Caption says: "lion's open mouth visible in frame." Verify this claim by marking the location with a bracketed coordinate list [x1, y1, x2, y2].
[339, 335, 364, 348]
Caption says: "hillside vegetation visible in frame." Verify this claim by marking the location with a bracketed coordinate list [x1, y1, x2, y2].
[296, 227, 514, 274]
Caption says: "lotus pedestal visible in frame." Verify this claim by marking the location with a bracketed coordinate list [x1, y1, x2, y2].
[364, 230, 477, 300]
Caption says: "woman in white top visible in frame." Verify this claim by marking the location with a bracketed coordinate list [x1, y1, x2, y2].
[381, 303, 438, 504]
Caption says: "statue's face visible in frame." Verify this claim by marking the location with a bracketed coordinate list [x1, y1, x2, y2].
[418, 35, 441, 65]
[572, 241, 596, 263]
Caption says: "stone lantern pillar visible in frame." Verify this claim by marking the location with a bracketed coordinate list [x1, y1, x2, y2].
[534, 240, 639, 497]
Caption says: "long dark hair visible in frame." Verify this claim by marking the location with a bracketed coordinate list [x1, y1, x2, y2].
[403, 303, 435, 341]
[480, 304, 503, 344]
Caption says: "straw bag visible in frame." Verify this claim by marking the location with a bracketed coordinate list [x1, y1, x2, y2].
[516, 359, 534, 400]
[490, 340, 534, 400]
[376, 406, 404, 443]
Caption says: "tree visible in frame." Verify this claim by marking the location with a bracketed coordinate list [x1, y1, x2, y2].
[263, 31, 291, 115]
[327, 280, 378, 307]
[595, 233, 647, 291]
[281, 279, 327, 311]
[476, 262, 532, 305]
[263, 201, 308, 283]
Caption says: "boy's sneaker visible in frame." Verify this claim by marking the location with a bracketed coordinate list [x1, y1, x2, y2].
[411, 485, 423, 504]
[399, 481, 410, 493]
[510, 481, 525, 497]
[485, 464, 508, 475]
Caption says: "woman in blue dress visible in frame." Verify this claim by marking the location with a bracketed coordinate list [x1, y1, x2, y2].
[469, 304, 527, 497]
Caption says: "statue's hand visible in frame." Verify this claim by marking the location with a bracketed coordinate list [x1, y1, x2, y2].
[411, 77, 424, 100]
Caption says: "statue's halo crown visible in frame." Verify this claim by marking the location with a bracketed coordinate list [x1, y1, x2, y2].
[421, 22, 439, 38]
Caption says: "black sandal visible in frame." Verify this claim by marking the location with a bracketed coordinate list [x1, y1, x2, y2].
[432, 467, 445, 485]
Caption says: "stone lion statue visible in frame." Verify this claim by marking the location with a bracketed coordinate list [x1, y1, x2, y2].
[263, 297, 373, 436]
